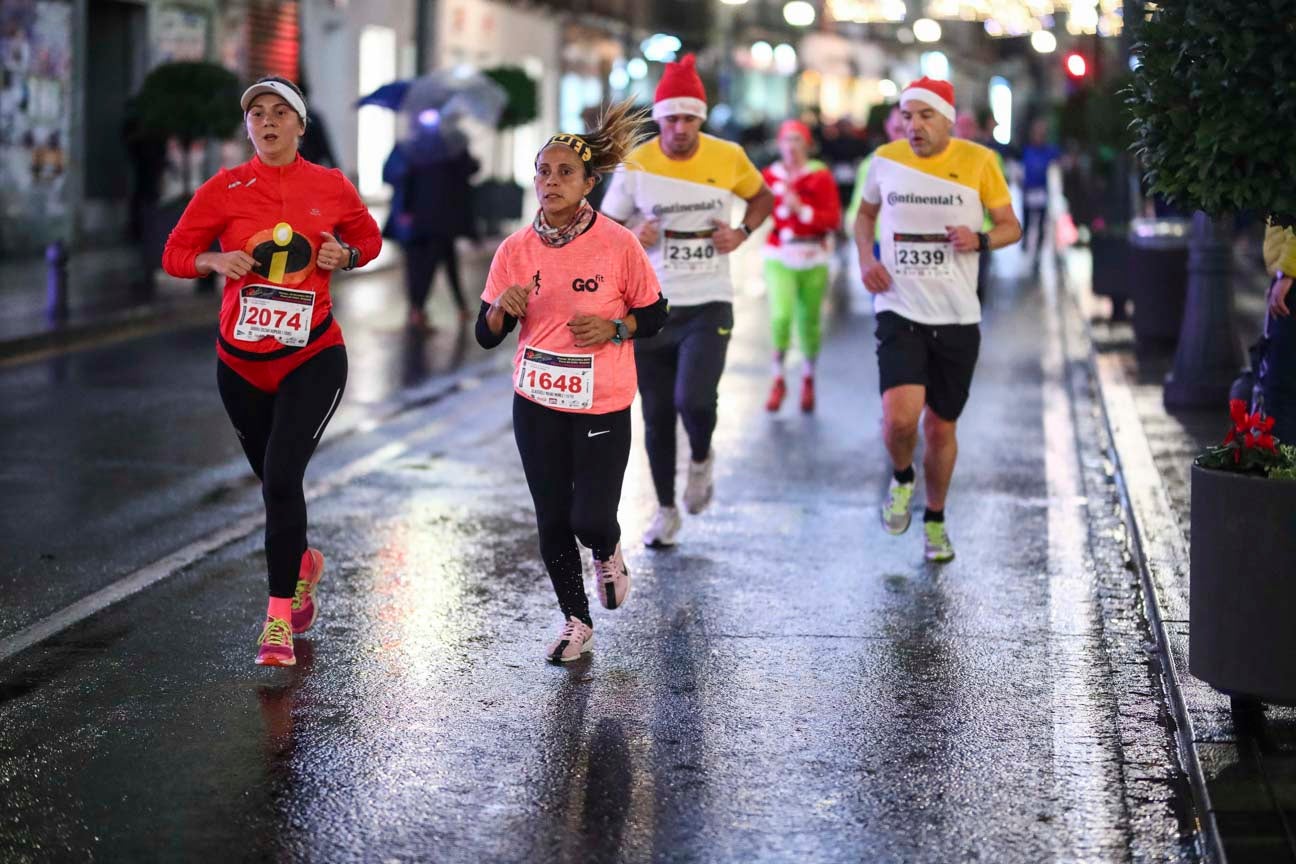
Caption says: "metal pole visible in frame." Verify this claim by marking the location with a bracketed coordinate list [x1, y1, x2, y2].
[416, 0, 431, 74]
[45, 240, 69, 323]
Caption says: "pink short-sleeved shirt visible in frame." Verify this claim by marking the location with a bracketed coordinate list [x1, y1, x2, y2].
[483, 215, 663, 415]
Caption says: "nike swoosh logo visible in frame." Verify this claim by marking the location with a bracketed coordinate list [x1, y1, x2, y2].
[587, 430, 611, 438]
[717, 327, 732, 336]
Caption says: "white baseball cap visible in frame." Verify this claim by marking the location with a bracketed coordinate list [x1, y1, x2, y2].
[240, 78, 307, 121]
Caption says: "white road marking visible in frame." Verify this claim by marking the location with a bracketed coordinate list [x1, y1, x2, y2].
[1041, 270, 1128, 856]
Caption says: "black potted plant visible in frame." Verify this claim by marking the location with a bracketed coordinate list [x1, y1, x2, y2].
[1189, 401, 1296, 709]
[129, 61, 242, 289]
[1059, 75, 1136, 320]
[474, 65, 539, 236]
[1128, 0, 1296, 407]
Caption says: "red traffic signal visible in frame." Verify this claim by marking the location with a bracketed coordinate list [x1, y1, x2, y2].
[1065, 52, 1088, 79]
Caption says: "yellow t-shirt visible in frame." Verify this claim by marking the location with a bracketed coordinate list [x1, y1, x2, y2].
[862, 138, 1011, 325]
[602, 134, 764, 307]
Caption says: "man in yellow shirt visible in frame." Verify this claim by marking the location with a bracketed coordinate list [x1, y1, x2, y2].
[853, 77, 1021, 562]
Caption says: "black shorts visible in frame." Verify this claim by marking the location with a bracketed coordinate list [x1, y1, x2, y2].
[875, 311, 981, 421]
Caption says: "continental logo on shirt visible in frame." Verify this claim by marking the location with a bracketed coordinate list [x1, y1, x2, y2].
[244, 221, 314, 286]
[887, 191, 965, 207]
[651, 199, 724, 217]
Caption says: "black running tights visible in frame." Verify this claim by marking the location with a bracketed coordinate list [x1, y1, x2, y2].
[217, 347, 347, 598]
[513, 394, 631, 627]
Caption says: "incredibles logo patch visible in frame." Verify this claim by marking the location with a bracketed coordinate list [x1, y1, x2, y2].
[245, 222, 315, 286]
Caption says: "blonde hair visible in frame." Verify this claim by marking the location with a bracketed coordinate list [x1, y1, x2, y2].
[540, 98, 653, 179]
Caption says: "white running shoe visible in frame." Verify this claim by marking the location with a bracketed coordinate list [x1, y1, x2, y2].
[642, 505, 682, 548]
[683, 450, 715, 515]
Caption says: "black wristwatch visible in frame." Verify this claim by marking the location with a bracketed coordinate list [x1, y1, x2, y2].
[737, 223, 753, 239]
[977, 232, 990, 252]
[343, 244, 360, 271]
[611, 318, 630, 345]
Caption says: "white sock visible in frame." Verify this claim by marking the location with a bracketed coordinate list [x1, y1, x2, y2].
[771, 353, 785, 379]
[803, 358, 816, 378]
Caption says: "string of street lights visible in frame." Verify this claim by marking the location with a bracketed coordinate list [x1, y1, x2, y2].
[718, 0, 1123, 42]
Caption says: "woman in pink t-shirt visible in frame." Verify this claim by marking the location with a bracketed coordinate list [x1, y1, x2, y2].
[476, 101, 669, 663]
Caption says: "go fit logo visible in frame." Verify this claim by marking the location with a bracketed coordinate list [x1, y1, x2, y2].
[243, 221, 315, 285]
[571, 275, 605, 292]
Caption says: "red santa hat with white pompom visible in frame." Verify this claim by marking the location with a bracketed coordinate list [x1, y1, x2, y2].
[653, 53, 708, 122]
[900, 76, 956, 123]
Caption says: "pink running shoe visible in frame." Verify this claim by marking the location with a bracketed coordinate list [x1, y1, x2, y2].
[255, 617, 295, 666]
[291, 548, 325, 634]
[547, 616, 594, 663]
[593, 544, 630, 610]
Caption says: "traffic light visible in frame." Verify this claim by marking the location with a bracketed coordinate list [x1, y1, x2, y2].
[1065, 52, 1088, 80]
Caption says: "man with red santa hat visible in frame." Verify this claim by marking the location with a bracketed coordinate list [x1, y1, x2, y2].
[602, 53, 775, 548]
[853, 77, 1020, 563]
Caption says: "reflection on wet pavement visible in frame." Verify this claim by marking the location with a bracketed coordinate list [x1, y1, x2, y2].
[0, 257, 1202, 862]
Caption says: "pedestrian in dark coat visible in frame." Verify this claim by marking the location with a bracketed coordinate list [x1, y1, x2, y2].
[383, 144, 481, 330]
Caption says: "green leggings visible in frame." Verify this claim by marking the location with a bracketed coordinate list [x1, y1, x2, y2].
[765, 259, 828, 359]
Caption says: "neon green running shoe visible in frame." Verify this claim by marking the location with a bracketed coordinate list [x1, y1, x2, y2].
[881, 479, 915, 535]
[923, 521, 955, 563]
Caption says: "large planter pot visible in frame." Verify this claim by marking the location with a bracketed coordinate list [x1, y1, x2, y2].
[143, 197, 216, 293]
[1090, 232, 1130, 319]
[1189, 463, 1296, 704]
[1129, 218, 1189, 354]
[472, 179, 525, 238]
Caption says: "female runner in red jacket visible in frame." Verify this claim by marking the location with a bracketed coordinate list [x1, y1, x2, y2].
[163, 76, 381, 666]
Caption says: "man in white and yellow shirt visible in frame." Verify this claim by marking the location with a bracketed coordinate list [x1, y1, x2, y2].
[854, 77, 1021, 562]
[603, 53, 774, 548]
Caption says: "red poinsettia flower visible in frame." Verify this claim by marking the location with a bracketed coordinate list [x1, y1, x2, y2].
[1245, 432, 1257, 449]
[1255, 414, 1276, 434]
[1229, 399, 1249, 428]
[1259, 433, 1278, 452]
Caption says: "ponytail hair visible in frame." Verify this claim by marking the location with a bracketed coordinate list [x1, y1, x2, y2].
[539, 98, 653, 180]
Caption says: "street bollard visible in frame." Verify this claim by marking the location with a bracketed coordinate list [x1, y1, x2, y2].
[45, 240, 68, 323]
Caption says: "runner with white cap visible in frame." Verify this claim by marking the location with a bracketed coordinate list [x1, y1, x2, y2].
[163, 75, 382, 665]
[852, 77, 1021, 562]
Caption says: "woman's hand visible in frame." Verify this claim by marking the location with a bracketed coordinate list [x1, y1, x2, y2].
[494, 279, 534, 320]
[196, 250, 257, 279]
[568, 315, 615, 347]
[317, 232, 350, 271]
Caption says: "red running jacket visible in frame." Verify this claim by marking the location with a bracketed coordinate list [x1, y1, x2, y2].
[162, 154, 382, 391]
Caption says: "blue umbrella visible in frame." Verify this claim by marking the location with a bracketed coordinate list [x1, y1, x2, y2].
[355, 80, 411, 110]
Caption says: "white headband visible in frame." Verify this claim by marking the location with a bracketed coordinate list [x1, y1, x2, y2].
[240, 80, 308, 121]
[900, 87, 955, 123]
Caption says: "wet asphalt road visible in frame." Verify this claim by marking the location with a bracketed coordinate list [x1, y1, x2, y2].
[0, 255, 1198, 862]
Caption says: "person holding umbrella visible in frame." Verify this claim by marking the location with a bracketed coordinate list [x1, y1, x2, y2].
[162, 76, 382, 666]
[476, 100, 669, 663]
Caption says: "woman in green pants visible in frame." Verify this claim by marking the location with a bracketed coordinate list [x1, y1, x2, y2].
[761, 120, 842, 413]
